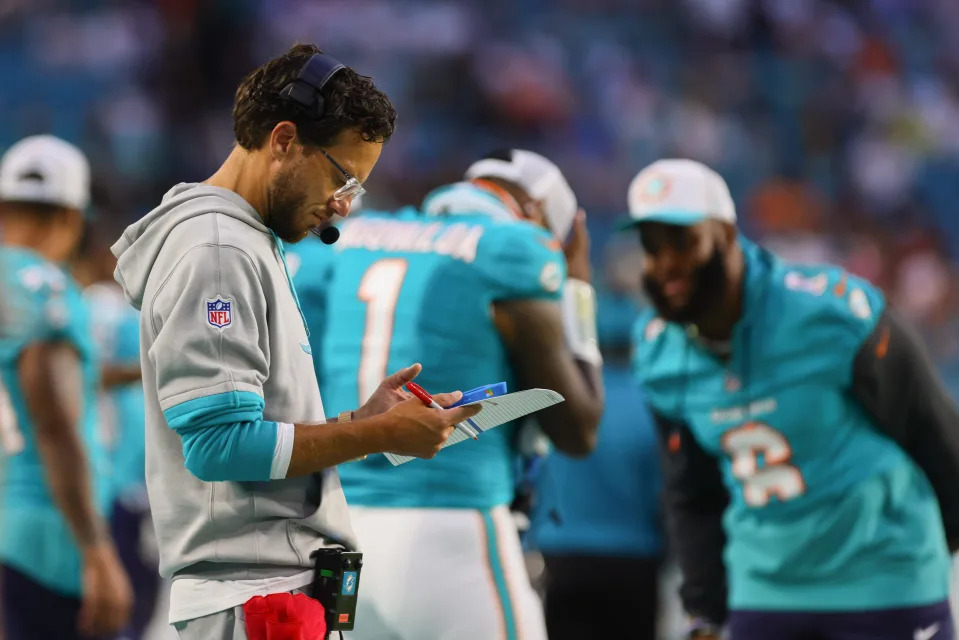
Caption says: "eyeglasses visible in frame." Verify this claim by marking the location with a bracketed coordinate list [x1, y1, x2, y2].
[319, 148, 366, 201]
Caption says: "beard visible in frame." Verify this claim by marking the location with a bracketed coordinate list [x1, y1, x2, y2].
[266, 167, 309, 243]
[642, 247, 728, 325]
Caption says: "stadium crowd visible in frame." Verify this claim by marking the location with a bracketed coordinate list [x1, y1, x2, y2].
[3, 0, 959, 382]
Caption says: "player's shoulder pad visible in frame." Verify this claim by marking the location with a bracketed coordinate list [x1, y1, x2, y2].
[631, 309, 688, 380]
[630, 309, 691, 418]
[0, 250, 76, 339]
[771, 260, 886, 348]
[392, 205, 421, 220]
[474, 219, 566, 300]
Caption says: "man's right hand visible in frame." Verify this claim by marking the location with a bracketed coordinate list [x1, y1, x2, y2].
[79, 543, 133, 637]
[381, 393, 482, 459]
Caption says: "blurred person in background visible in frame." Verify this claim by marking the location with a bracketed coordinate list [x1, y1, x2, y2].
[525, 233, 664, 640]
[627, 159, 959, 640]
[291, 150, 605, 640]
[0, 135, 132, 639]
[110, 44, 482, 640]
[74, 225, 158, 640]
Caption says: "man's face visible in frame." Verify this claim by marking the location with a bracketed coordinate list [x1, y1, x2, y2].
[0, 203, 84, 263]
[267, 128, 382, 243]
[48, 208, 86, 262]
[638, 220, 729, 324]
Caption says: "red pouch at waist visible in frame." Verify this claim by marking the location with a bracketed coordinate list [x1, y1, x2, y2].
[242, 592, 328, 640]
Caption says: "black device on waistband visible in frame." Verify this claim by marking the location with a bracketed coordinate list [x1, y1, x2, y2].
[310, 547, 363, 638]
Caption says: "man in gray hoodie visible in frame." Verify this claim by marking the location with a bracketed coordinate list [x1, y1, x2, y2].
[111, 44, 481, 639]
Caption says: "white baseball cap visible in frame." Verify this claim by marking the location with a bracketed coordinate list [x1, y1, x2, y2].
[621, 158, 735, 229]
[0, 135, 91, 211]
[464, 149, 578, 241]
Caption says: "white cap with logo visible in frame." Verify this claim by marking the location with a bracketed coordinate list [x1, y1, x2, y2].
[0, 135, 91, 211]
[622, 158, 735, 228]
[464, 149, 578, 241]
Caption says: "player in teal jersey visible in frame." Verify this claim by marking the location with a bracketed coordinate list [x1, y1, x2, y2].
[76, 228, 158, 640]
[624, 159, 959, 640]
[292, 150, 605, 640]
[74, 227, 147, 505]
[0, 136, 131, 640]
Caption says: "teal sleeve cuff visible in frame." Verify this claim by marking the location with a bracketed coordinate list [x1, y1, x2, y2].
[175, 419, 278, 482]
[163, 392, 277, 482]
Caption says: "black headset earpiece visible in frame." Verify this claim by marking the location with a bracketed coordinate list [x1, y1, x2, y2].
[278, 53, 346, 118]
[282, 53, 348, 244]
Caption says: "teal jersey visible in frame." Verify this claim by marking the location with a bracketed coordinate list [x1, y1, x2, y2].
[633, 239, 950, 611]
[0, 248, 109, 596]
[86, 283, 145, 503]
[292, 209, 566, 509]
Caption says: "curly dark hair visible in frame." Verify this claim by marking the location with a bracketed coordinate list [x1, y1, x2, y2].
[233, 44, 396, 150]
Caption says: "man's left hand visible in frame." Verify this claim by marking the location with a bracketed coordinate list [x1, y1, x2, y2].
[353, 364, 464, 420]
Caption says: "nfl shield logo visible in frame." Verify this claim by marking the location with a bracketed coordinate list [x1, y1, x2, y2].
[207, 298, 232, 328]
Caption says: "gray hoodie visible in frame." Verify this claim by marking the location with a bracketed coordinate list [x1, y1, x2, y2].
[112, 184, 356, 617]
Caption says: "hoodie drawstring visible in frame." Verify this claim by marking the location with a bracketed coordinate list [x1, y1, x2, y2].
[268, 230, 310, 339]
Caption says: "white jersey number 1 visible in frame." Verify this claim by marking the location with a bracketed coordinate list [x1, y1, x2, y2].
[357, 259, 409, 404]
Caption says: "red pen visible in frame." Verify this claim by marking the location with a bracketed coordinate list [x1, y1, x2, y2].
[406, 381, 479, 440]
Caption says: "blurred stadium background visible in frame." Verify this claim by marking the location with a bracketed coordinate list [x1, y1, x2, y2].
[6, 0, 959, 379]
[3, 0, 959, 637]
